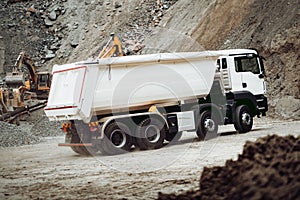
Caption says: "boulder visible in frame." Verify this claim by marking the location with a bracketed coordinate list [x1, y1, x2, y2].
[44, 18, 55, 27]
[274, 96, 300, 120]
[48, 11, 57, 21]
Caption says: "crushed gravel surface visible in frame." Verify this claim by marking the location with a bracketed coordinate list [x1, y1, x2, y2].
[0, 114, 62, 147]
[0, 119, 299, 200]
[30, 115, 62, 137]
[0, 121, 42, 147]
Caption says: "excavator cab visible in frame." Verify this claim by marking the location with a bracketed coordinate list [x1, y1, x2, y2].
[37, 72, 51, 91]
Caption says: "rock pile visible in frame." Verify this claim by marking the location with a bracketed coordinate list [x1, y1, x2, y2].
[0, 114, 62, 148]
[30, 115, 62, 137]
[158, 134, 300, 200]
[0, 121, 42, 147]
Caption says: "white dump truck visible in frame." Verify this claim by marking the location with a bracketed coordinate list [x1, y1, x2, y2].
[45, 49, 268, 155]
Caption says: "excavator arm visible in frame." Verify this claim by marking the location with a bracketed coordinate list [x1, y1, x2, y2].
[97, 33, 123, 59]
[6, 51, 38, 90]
[17, 52, 38, 89]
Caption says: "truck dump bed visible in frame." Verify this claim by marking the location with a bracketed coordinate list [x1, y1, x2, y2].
[45, 52, 218, 122]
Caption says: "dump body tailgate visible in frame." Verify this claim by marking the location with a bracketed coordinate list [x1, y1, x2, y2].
[45, 64, 99, 122]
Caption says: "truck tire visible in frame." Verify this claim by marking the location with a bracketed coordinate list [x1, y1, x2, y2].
[70, 134, 98, 156]
[136, 118, 166, 150]
[71, 146, 97, 156]
[101, 122, 133, 155]
[70, 145, 81, 154]
[196, 110, 218, 140]
[165, 131, 182, 144]
[234, 105, 253, 133]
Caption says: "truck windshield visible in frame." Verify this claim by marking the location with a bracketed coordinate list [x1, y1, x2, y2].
[234, 56, 260, 74]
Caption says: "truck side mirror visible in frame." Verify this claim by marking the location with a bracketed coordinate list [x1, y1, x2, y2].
[259, 56, 266, 77]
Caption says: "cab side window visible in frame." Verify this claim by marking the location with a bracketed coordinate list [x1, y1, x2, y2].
[234, 56, 260, 74]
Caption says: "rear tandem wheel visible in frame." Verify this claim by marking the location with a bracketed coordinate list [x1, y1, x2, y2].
[99, 122, 133, 155]
[135, 118, 166, 150]
[70, 133, 98, 156]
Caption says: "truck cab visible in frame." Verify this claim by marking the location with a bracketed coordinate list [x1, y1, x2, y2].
[218, 52, 266, 95]
[217, 49, 268, 117]
[217, 49, 266, 95]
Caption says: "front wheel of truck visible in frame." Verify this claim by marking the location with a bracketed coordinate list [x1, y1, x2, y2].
[196, 110, 219, 140]
[234, 105, 253, 133]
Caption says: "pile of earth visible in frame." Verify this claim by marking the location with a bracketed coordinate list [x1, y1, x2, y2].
[158, 134, 300, 200]
[0, 121, 41, 147]
[0, 108, 62, 148]
[29, 115, 63, 137]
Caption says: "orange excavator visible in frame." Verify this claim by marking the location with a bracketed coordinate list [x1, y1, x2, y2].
[0, 52, 50, 124]
[97, 33, 123, 59]
[5, 51, 51, 98]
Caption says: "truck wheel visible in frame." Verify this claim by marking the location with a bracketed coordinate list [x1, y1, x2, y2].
[165, 132, 182, 144]
[196, 110, 218, 140]
[70, 146, 80, 154]
[234, 105, 253, 133]
[70, 134, 97, 156]
[71, 146, 97, 156]
[136, 118, 166, 150]
[101, 122, 133, 155]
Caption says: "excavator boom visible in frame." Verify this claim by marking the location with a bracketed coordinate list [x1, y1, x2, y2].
[97, 33, 123, 59]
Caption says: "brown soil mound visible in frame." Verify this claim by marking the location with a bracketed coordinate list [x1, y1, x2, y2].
[158, 134, 300, 200]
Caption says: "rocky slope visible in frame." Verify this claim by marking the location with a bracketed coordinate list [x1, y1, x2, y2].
[0, 0, 176, 69]
[0, 0, 57, 69]
[143, 0, 300, 119]
[0, 0, 299, 119]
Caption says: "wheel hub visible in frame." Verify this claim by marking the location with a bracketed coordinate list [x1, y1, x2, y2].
[145, 125, 160, 143]
[204, 119, 215, 132]
[242, 112, 251, 125]
[110, 129, 126, 148]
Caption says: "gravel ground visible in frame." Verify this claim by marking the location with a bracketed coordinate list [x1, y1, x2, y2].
[0, 119, 299, 200]
[30, 115, 63, 137]
[0, 112, 62, 148]
[0, 121, 42, 147]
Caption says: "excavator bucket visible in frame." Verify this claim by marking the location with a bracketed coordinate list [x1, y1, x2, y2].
[5, 71, 25, 88]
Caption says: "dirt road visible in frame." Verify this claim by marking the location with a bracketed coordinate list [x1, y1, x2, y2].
[0, 118, 299, 200]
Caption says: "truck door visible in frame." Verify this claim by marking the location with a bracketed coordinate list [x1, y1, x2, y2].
[218, 57, 232, 90]
[233, 54, 266, 95]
